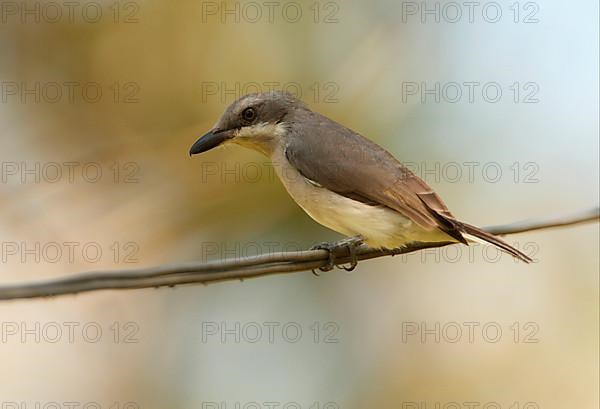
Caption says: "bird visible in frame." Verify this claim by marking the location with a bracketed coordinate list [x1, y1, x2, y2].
[190, 91, 531, 269]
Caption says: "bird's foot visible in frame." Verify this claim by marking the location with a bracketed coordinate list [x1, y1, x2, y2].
[310, 236, 364, 275]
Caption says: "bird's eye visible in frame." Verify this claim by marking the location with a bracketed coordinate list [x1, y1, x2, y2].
[242, 107, 256, 122]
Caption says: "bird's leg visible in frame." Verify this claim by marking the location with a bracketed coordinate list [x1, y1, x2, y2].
[310, 236, 364, 274]
[340, 238, 361, 271]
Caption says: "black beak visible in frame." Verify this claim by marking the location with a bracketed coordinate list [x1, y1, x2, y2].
[189, 129, 229, 156]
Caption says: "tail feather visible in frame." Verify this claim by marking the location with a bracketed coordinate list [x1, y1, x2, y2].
[456, 221, 532, 263]
[416, 193, 533, 263]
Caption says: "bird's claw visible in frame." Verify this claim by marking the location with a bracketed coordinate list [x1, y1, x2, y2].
[341, 242, 359, 271]
[310, 242, 337, 275]
[310, 237, 364, 275]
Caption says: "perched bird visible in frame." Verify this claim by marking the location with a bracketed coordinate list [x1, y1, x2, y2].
[190, 91, 531, 268]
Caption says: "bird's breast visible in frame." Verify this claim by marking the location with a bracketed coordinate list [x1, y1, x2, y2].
[270, 148, 448, 248]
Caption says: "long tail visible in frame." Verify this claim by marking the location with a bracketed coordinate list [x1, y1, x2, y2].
[416, 193, 533, 263]
[456, 221, 532, 263]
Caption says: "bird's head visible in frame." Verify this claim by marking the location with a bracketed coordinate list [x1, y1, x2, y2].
[190, 91, 305, 157]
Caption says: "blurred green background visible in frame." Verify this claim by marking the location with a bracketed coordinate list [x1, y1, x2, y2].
[0, 0, 598, 407]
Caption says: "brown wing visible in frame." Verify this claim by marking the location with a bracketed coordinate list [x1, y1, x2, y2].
[284, 109, 467, 244]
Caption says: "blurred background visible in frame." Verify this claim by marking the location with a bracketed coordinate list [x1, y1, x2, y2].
[1, 0, 598, 407]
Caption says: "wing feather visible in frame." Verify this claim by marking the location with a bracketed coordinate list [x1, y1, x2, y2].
[284, 109, 466, 243]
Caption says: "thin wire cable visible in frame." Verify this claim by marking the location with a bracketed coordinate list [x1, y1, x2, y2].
[0, 207, 597, 301]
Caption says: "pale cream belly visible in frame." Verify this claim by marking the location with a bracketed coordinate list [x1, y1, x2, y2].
[271, 151, 453, 248]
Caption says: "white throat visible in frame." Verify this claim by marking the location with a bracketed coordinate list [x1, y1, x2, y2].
[231, 122, 287, 156]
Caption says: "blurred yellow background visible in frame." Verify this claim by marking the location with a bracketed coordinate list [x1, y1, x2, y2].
[0, 0, 598, 408]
